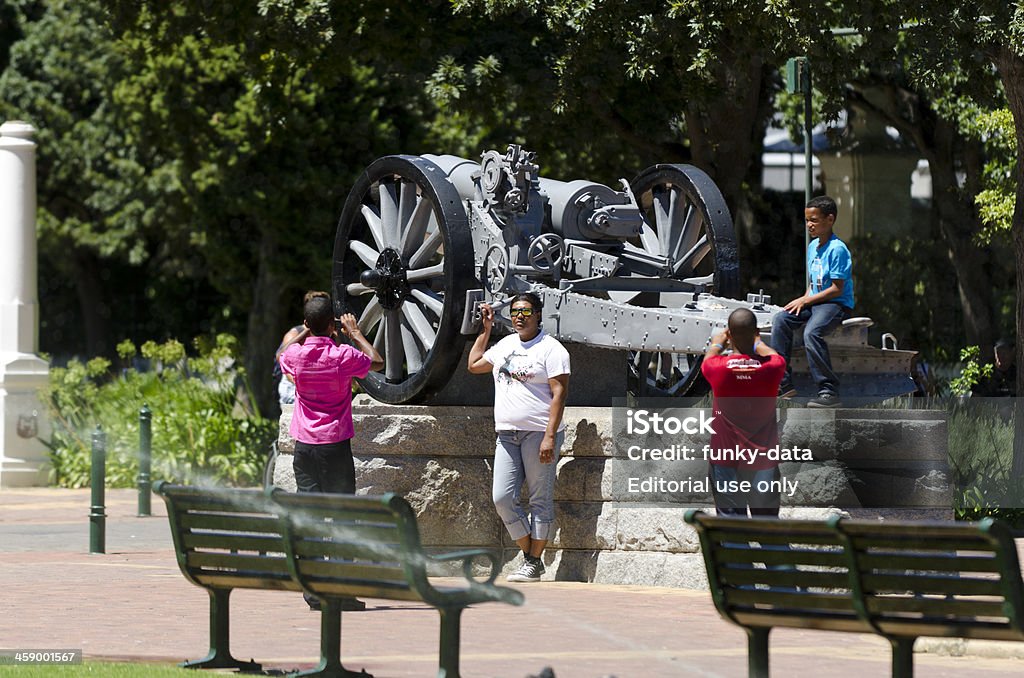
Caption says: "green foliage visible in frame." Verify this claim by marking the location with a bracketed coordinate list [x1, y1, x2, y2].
[849, 232, 965, 363]
[42, 335, 275, 488]
[948, 345, 994, 396]
[0, 1, 175, 265]
[948, 402, 1024, 527]
[972, 108, 1017, 243]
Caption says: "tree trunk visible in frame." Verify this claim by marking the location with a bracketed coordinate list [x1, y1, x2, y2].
[686, 55, 771, 216]
[931, 189, 995, 351]
[995, 45, 1024, 477]
[245, 232, 286, 420]
[71, 250, 111, 358]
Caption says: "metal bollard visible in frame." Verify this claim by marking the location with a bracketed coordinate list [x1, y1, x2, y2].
[89, 425, 106, 554]
[138, 404, 152, 517]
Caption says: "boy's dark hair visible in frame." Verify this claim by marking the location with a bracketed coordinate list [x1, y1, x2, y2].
[304, 289, 329, 305]
[304, 295, 334, 335]
[510, 292, 543, 311]
[806, 195, 838, 218]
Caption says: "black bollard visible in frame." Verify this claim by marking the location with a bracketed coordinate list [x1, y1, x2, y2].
[138, 405, 152, 517]
[89, 425, 106, 554]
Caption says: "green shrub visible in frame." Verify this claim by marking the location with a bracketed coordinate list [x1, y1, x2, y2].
[948, 400, 1024, 527]
[42, 335, 276, 488]
[948, 345, 993, 396]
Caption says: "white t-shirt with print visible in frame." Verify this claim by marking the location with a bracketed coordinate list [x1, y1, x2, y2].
[483, 331, 571, 432]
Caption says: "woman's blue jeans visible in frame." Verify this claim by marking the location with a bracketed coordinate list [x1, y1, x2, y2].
[492, 430, 563, 541]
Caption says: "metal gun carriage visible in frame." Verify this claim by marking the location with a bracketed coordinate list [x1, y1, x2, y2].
[333, 144, 916, 404]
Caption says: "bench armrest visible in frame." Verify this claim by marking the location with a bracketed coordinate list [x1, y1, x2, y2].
[429, 549, 502, 585]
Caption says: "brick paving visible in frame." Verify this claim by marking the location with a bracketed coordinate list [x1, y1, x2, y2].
[1, 488, 1023, 677]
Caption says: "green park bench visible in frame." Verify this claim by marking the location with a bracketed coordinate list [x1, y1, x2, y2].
[685, 510, 1024, 678]
[156, 482, 524, 678]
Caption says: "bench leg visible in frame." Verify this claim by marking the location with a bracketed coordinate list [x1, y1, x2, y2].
[746, 627, 770, 678]
[182, 588, 261, 672]
[291, 599, 372, 678]
[890, 638, 915, 678]
[436, 605, 464, 678]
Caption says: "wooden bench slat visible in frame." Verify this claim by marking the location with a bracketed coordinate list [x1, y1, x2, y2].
[861, 573, 1004, 596]
[187, 551, 291, 575]
[874, 619, 1024, 641]
[183, 532, 284, 553]
[699, 517, 840, 534]
[714, 547, 846, 568]
[180, 512, 281, 534]
[293, 538, 402, 560]
[840, 522, 999, 539]
[726, 588, 857, 612]
[705, 530, 841, 547]
[719, 566, 850, 590]
[297, 559, 408, 582]
[164, 494, 273, 514]
[289, 524, 402, 544]
[857, 552, 1001, 573]
[293, 539, 405, 562]
[193, 574, 297, 590]
[274, 493, 394, 513]
[308, 580, 425, 602]
[866, 594, 1008, 619]
[283, 507, 397, 524]
[848, 536, 994, 551]
[730, 610, 867, 632]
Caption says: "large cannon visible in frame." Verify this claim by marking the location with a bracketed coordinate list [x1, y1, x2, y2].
[333, 144, 916, 404]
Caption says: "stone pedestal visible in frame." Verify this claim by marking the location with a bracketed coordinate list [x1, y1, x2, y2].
[272, 399, 950, 588]
[0, 121, 50, 487]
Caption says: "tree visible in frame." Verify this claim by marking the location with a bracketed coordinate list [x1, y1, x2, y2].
[445, 0, 847, 227]
[102, 1, 446, 413]
[886, 3, 1024, 474]
[0, 0, 188, 356]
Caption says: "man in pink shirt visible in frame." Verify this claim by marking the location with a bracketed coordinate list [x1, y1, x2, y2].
[278, 294, 382, 495]
[278, 295, 382, 612]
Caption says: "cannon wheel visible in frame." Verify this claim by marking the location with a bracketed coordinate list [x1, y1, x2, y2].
[332, 155, 474, 404]
[626, 164, 740, 397]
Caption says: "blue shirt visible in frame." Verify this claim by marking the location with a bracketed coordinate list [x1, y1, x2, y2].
[808, 234, 855, 309]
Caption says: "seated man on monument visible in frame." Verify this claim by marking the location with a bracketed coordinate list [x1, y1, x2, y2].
[770, 195, 855, 408]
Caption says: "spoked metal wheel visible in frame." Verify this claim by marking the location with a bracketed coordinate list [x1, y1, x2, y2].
[625, 163, 740, 397]
[333, 155, 474, 404]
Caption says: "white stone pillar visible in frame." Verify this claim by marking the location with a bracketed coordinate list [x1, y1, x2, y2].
[0, 121, 51, 487]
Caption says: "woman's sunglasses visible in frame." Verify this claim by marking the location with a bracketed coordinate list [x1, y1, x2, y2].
[509, 307, 535, 318]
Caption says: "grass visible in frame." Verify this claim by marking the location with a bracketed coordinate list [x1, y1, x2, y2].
[0, 663, 198, 677]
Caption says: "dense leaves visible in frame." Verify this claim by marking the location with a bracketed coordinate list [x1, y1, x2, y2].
[1, 0, 1022, 412]
[43, 335, 275, 488]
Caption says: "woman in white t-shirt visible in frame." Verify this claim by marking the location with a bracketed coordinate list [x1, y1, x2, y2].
[468, 292, 571, 583]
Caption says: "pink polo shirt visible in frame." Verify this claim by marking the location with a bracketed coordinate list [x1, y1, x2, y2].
[279, 335, 372, 444]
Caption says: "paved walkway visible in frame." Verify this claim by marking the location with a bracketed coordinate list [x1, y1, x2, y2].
[2, 488, 1024, 677]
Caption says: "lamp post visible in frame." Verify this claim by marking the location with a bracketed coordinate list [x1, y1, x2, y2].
[785, 57, 813, 287]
